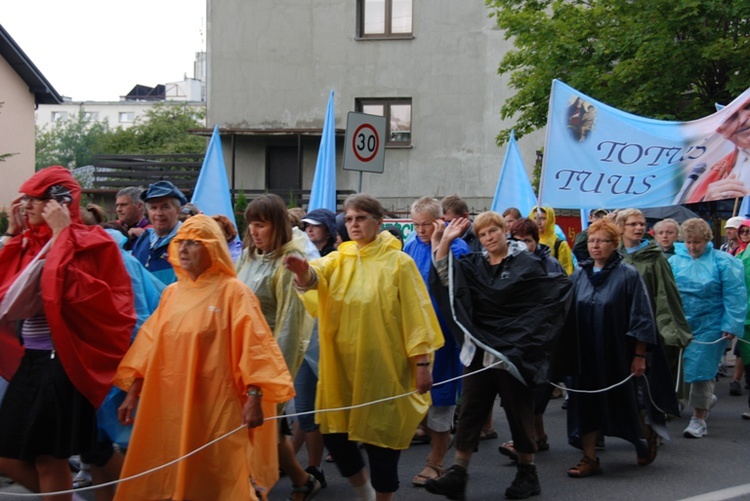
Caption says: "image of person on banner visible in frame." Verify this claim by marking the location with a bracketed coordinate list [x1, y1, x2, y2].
[566, 96, 596, 142]
[681, 98, 750, 203]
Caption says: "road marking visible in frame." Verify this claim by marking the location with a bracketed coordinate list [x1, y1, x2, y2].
[680, 484, 750, 501]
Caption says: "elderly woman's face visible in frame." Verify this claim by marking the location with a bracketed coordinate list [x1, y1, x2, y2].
[587, 230, 617, 263]
[685, 237, 709, 259]
[177, 239, 211, 280]
[345, 208, 381, 246]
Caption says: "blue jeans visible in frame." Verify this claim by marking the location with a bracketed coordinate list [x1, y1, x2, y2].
[294, 358, 319, 432]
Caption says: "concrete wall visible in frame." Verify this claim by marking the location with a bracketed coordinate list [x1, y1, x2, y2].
[208, 0, 544, 211]
[0, 55, 36, 209]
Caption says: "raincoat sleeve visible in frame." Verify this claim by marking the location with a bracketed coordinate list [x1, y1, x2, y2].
[626, 271, 658, 345]
[652, 258, 693, 348]
[716, 253, 747, 336]
[397, 255, 444, 357]
[556, 240, 574, 275]
[271, 254, 314, 375]
[113, 286, 173, 391]
[737, 250, 750, 329]
[236, 284, 296, 402]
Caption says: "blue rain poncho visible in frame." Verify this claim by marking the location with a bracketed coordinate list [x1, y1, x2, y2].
[669, 242, 747, 383]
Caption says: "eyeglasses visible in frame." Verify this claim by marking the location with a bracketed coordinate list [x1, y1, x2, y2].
[175, 239, 202, 248]
[412, 223, 434, 229]
[344, 215, 375, 225]
[588, 239, 613, 245]
[20, 196, 50, 205]
[624, 222, 646, 227]
[739, 229, 750, 235]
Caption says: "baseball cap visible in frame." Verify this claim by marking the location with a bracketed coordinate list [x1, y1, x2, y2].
[725, 216, 745, 229]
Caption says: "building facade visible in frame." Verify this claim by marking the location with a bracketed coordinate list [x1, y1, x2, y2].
[206, 0, 544, 211]
[0, 24, 62, 209]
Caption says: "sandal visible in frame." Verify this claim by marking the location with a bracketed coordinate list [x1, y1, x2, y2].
[567, 456, 602, 478]
[479, 425, 498, 440]
[411, 425, 431, 445]
[637, 427, 658, 466]
[412, 462, 443, 487]
[498, 440, 518, 461]
[290, 473, 322, 501]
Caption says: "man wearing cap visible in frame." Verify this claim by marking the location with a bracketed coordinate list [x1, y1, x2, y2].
[721, 216, 745, 256]
[302, 208, 337, 257]
[130, 181, 187, 286]
[572, 208, 609, 262]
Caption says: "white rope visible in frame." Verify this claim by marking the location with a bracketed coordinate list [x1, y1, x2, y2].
[0, 359, 508, 498]
[3, 338, 702, 497]
[549, 374, 634, 394]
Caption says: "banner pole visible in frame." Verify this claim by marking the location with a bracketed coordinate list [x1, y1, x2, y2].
[733, 197, 740, 217]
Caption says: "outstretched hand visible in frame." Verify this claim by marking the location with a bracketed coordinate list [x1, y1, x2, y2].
[443, 217, 470, 243]
[283, 254, 309, 275]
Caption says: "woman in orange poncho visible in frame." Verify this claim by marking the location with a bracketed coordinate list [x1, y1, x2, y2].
[113, 215, 294, 501]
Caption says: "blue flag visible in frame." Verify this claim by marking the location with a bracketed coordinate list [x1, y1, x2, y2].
[491, 130, 536, 216]
[308, 91, 337, 212]
[191, 125, 237, 229]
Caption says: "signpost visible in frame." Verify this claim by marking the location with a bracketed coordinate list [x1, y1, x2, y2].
[343, 112, 386, 191]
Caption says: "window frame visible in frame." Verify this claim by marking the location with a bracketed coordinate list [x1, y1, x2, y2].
[355, 97, 413, 148]
[356, 0, 413, 40]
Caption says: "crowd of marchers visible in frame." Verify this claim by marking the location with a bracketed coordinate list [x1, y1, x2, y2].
[0, 165, 748, 501]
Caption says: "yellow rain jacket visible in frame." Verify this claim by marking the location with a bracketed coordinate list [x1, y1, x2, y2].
[113, 215, 294, 501]
[529, 205, 574, 274]
[309, 231, 444, 449]
[236, 227, 314, 379]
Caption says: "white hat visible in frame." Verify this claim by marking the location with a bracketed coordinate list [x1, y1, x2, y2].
[725, 216, 745, 229]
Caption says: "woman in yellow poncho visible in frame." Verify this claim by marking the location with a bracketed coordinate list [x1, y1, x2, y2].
[529, 206, 574, 274]
[285, 194, 444, 501]
[113, 215, 294, 501]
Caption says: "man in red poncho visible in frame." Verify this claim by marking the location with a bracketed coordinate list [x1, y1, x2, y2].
[0, 166, 135, 499]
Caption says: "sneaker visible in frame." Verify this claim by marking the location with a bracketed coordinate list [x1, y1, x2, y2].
[742, 411, 750, 420]
[505, 463, 541, 499]
[72, 468, 92, 489]
[730, 380, 742, 396]
[425, 464, 468, 500]
[683, 417, 707, 438]
[305, 466, 327, 489]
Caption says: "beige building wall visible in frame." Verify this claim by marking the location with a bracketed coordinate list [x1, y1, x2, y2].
[0, 55, 36, 210]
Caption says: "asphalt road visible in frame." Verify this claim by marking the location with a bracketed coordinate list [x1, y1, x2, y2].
[2, 368, 749, 501]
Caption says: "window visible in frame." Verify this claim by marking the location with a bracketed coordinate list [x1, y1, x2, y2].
[51, 111, 68, 122]
[358, 0, 412, 38]
[356, 98, 412, 146]
[83, 112, 99, 122]
[119, 112, 135, 123]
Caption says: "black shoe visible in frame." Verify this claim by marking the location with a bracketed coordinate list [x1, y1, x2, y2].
[305, 465, 327, 489]
[730, 380, 742, 396]
[425, 464, 468, 500]
[505, 463, 541, 499]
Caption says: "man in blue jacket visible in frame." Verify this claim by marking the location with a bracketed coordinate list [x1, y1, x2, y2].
[130, 181, 187, 286]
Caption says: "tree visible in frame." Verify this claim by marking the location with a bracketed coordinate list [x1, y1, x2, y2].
[98, 103, 206, 155]
[35, 110, 110, 169]
[487, 0, 750, 145]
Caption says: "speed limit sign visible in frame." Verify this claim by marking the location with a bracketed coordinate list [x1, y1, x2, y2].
[343, 112, 386, 174]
